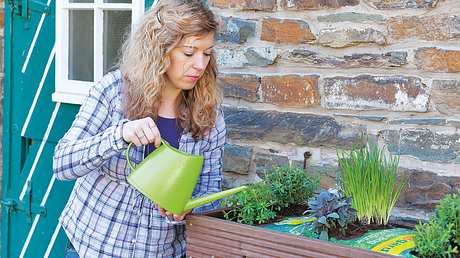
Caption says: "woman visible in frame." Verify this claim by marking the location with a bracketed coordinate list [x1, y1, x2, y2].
[53, 0, 225, 257]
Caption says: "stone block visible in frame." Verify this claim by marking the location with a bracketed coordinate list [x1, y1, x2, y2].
[388, 15, 460, 41]
[244, 47, 278, 67]
[451, 16, 460, 38]
[254, 152, 290, 178]
[223, 143, 253, 175]
[216, 46, 278, 68]
[216, 17, 256, 44]
[294, 162, 341, 189]
[219, 73, 260, 102]
[224, 106, 363, 148]
[415, 47, 460, 73]
[318, 28, 387, 48]
[284, 49, 407, 68]
[426, 183, 453, 201]
[260, 75, 320, 107]
[222, 172, 255, 189]
[335, 124, 367, 148]
[209, 0, 276, 11]
[318, 12, 384, 23]
[398, 168, 460, 210]
[432, 80, 460, 116]
[388, 118, 447, 126]
[381, 129, 460, 163]
[323, 75, 429, 112]
[280, 0, 359, 10]
[364, 0, 439, 9]
[261, 18, 316, 44]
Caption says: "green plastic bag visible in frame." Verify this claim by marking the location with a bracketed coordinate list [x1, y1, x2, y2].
[261, 216, 416, 257]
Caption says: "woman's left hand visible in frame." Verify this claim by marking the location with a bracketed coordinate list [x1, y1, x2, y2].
[172, 211, 191, 222]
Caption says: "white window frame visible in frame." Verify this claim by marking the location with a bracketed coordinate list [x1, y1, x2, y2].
[53, 0, 145, 105]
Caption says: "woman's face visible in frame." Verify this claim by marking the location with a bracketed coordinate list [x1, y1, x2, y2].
[165, 33, 215, 91]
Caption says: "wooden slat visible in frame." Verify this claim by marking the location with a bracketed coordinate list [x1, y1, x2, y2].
[188, 227, 334, 258]
[187, 245, 239, 258]
[188, 235, 244, 255]
[186, 214, 395, 258]
[188, 230, 320, 258]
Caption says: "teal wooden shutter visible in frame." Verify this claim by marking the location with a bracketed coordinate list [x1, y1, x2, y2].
[2, 1, 79, 257]
[146, 0, 155, 9]
[2, 1, 152, 257]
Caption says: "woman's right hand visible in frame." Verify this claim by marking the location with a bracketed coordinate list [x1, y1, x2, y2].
[122, 117, 161, 147]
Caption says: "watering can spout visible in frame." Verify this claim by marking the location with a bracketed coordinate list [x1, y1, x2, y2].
[184, 185, 248, 211]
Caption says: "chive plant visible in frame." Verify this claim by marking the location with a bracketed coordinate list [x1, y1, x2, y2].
[337, 139, 407, 225]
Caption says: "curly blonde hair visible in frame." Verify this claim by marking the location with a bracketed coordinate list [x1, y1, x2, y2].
[119, 0, 219, 139]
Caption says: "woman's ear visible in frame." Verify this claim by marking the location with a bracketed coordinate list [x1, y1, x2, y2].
[163, 54, 171, 69]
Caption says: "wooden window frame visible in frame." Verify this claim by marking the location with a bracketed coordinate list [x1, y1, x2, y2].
[53, 0, 145, 105]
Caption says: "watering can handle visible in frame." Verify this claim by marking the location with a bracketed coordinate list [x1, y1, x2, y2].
[125, 140, 166, 171]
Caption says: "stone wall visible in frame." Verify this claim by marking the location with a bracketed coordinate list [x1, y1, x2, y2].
[0, 1, 457, 219]
[215, 0, 460, 219]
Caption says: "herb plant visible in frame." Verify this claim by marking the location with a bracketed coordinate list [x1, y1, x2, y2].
[414, 190, 460, 257]
[306, 188, 357, 240]
[414, 221, 457, 257]
[435, 190, 460, 247]
[264, 166, 319, 210]
[337, 138, 407, 225]
[221, 183, 277, 225]
[221, 166, 319, 225]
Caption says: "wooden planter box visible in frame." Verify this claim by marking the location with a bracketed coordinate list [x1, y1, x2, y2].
[186, 212, 396, 258]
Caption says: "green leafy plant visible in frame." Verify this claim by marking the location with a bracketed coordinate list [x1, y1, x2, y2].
[414, 190, 460, 257]
[221, 166, 319, 225]
[264, 166, 319, 210]
[221, 183, 277, 225]
[435, 190, 460, 247]
[414, 220, 457, 258]
[306, 188, 357, 240]
[337, 138, 407, 225]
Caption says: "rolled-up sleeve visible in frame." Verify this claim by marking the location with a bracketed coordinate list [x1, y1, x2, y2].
[53, 75, 129, 181]
[191, 108, 226, 214]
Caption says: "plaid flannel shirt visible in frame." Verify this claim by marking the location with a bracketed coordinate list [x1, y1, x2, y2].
[53, 70, 226, 258]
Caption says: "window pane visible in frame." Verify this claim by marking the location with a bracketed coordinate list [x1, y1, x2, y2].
[69, 10, 94, 81]
[104, 0, 131, 3]
[69, 0, 93, 3]
[103, 11, 131, 74]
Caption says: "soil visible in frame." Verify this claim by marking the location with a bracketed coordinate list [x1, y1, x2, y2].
[328, 221, 398, 240]
[274, 204, 309, 221]
[318, 218, 415, 240]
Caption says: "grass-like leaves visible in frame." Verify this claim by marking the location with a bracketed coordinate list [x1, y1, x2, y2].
[338, 139, 407, 225]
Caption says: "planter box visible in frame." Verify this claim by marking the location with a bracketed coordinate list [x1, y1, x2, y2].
[186, 212, 396, 258]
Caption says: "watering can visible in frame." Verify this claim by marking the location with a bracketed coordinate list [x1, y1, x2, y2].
[125, 140, 247, 214]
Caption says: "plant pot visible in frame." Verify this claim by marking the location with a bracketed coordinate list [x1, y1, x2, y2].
[185, 211, 397, 258]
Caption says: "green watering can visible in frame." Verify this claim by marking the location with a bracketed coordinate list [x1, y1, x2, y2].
[125, 140, 247, 214]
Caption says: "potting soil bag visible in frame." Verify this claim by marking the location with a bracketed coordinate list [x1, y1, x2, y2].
[261, 216, 417, 257]
[330, 228, 416, 257]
